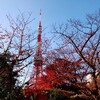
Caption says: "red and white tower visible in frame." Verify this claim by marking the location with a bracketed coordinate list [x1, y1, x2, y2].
[23, 12, 50, 100]
[34, 11, 42, 78]
[28, 11, 43, 90]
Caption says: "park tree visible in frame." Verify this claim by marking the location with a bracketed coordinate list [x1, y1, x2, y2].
[0, 13, 36, 99]
[53, 10, 100, 100]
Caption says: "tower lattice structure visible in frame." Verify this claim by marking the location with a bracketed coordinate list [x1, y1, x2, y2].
[34, 13, 42, 78]
[29, 12, 43, 90]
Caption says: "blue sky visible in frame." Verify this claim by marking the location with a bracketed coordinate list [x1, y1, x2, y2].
[0, 0, 100, 29]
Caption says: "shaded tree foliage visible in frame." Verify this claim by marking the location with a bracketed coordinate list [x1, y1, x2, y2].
[53, 10, 100, 100]
[0, 13, 36, 99]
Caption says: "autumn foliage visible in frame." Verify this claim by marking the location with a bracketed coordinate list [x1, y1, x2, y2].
[0, 10, 100, 100]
